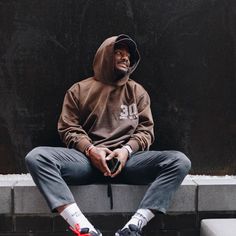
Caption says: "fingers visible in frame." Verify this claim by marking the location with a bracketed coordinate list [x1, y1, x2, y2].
[102, 160, 111, 176]
[105, 152, 116, 161]
[97, 147, 113, 175]
[105, 149, 127, 177]
[89, 155, 111, 176]
[110, 163, 122, 178]
[89, 147, 126, 177]
[88, 146, 113, 176]
[104, 148, 113, 155]
[104, 153, 117, 176]
[96, 155, 110, 176]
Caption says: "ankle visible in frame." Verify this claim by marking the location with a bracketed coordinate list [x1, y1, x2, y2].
[123, 208, 155, 231]
[57, 203, 72, 213]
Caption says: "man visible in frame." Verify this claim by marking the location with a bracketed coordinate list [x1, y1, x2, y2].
[25, 34, 191, 236]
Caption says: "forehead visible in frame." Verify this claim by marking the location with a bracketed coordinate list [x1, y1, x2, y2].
[114, 43, 130, 53]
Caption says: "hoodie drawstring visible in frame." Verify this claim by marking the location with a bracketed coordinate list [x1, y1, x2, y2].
[107, 183, 113, 209]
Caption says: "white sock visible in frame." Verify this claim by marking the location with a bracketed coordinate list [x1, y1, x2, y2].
[123, 209, 155, 230]
[60, 203, 96, 232]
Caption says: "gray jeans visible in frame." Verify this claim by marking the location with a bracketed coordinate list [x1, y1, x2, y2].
[25, 147, 191, 213]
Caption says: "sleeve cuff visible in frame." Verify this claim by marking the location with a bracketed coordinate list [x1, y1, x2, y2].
[75, 138, 93, 153]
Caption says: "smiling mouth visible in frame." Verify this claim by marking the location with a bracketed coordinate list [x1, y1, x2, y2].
[118, 63, 128, 68]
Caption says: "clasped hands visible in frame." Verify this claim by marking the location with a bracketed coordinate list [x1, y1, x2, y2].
[87, 146, 129, 178]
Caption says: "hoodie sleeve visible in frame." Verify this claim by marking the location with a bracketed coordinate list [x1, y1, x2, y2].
[127, 91, 155, 152]
[58, 89, 92, 153]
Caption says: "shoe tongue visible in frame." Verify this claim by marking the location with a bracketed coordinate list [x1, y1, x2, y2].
[129, 224, 139, 232]
[80, 228, 90, 234]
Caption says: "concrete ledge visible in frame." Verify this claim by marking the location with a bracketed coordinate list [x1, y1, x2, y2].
[193, 177, 236, 211]
[200, 219, 236, 236]
[14, 179, 49, 214]
[1, 175, 236, 214]
[13, 177, 196, 213]
[72, 177, 197, 213]
[0, 180, 15, 214]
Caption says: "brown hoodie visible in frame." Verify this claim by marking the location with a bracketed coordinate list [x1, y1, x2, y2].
[58, 34, 154, 153]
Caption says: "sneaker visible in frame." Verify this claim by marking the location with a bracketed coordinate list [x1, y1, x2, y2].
[115, 224, 142, 236]
[70, 224, 102, 236]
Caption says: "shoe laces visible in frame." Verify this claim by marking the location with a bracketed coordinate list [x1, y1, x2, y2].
[70, 224, 91, 236]
[116, 224, 142, 236]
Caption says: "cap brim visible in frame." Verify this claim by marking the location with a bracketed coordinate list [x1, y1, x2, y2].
[114, 35, 140, 66]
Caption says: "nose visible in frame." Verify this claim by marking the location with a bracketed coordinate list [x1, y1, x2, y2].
[121, 54, 130, 63]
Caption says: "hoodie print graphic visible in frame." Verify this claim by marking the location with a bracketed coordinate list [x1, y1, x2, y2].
[119, 103, 138, 120]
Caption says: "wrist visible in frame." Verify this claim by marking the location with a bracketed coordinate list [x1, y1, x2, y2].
[85, 144, 95, 157]
[127, 140, 140, 153]
[122, 145, 133, 158]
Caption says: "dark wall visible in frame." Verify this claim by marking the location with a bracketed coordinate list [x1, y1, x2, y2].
[0, 0, 235, 174]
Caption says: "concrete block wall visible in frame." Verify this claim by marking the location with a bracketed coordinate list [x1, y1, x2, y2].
[0, 175, 236, 236]
[200, 219, 236, 236]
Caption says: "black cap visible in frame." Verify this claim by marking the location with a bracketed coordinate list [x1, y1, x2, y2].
[114, 34, 140, 66]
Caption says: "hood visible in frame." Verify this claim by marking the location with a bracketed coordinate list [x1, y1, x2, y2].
[93, 34, 141, 86]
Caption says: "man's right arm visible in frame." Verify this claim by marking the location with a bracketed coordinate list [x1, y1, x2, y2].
[58, 89, 93, 153]
[58, 89, 111, 175]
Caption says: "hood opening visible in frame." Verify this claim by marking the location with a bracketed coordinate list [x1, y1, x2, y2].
[114, 34, 140, 67]
[93, 34, 141, 86]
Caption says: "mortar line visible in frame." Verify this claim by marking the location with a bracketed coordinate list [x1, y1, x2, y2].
[191, 178, 199, 228]
[11, 180, 18, 232]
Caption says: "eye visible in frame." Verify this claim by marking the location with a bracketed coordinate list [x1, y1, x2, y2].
[115, 50, 122, 56]
[114, 49, 130, 60]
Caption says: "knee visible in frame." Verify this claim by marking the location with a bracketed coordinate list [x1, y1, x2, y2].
[172, 151, 191, 174]
[25, 147, 46, 171]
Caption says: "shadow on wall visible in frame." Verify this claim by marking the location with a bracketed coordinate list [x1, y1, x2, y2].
[0, 118, 18, 173]
[0, 25, 66, 173]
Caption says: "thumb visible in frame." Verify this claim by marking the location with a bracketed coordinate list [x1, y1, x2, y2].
[104, 148, 112, 155]
[105, 152, 115, 161]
